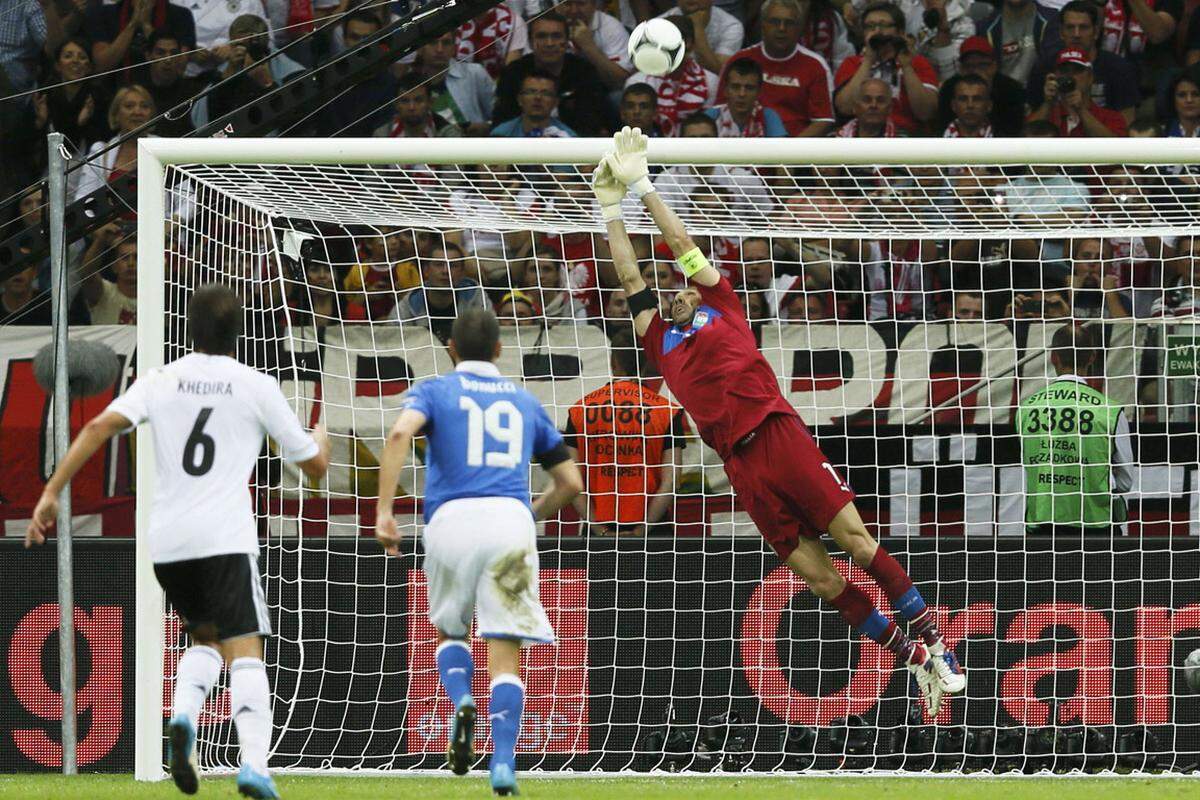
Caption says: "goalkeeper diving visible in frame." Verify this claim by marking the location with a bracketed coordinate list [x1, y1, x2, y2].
[593, 128, 966, 714]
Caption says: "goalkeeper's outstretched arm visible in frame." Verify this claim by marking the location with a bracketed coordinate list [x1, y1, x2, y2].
[606, 126, 721, 288]
[593, 158, 657, 337]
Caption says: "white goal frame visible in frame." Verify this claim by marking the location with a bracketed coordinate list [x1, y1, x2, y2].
[134, 136, 1200, 781]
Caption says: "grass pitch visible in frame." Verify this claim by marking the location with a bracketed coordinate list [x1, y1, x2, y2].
[1, 774, 1198, 800]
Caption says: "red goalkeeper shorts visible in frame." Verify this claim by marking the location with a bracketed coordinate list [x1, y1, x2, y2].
[723, 413, 856, 560]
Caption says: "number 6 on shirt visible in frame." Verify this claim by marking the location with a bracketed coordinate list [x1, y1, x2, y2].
[459, 396, 524, 469]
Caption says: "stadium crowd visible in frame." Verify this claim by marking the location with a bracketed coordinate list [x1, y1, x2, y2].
[2, 0, 1200, 333]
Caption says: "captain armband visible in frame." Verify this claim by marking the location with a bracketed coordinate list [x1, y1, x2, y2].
[677, 247, 710, 279]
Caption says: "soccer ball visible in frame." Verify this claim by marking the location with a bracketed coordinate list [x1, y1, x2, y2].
[1186, 648, 1200, 693]
[628, 19, 685, 77]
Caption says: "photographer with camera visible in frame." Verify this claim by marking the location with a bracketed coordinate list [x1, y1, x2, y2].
[834, 2, 939, 133]
[194, 14, 305, 128]
[1027, 49, 1128, 136]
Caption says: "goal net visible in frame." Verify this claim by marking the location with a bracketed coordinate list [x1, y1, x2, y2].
[137, 138, 1200, 777]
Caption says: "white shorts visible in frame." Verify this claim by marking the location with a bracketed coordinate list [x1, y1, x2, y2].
[422, 496, 554, 646]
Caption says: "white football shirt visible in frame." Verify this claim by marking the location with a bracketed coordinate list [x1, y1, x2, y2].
[107, 353, 319, 563]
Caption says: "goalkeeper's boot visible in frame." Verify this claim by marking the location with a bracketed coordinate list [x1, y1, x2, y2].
[490, 763, 519, 796]
[166, 714, 199, 795]
[237, 764, 281, 800]
[928, 641, 967, 702]
[447, 695, 477, 776]
[905, 644, 945, 716]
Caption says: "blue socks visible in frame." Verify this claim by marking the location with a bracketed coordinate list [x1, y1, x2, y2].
[489, 675, 524, 770]
[436, 640, 474, 708]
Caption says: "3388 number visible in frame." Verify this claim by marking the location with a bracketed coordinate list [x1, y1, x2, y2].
[1023, 407, 1094, 435]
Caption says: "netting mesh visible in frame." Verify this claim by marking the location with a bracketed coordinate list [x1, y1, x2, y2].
[155, 157, 1200, 774]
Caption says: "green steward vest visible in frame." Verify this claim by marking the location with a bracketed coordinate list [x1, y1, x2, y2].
[1016, 378, 1126, 528]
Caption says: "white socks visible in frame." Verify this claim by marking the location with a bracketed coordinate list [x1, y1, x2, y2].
[229, 657, 273, 774]
[172, 646, 223, 724]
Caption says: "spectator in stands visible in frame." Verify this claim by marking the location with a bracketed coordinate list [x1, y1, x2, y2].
[0, 1, 53, 98]
[523, 255, 587, 323]
[447, 163, 536, 285]
[740, 236, 792, 315]
[318, 12, 397, 137]
[835, 2, 939, 133]
[564, 328, 688, 536]
[952, 290, 984, 319]
[1028, 48, 1129, 136]
[795, 0, 854, 73]
[1028, 1, 1140, 123]
[81, 223, 138, 324]
[1151, 234, 1200, 316]
[496, 290, 539, 326]
[783, 283, 833, 320]
[652, 113, 774, 212]
[1006, 278, 1073, 319]
[744, 289, 770, 322]
[1002, 121, 1093, 221]
[1161, 72, 1200, 136]
[599, 288, 631, 338]
[0, 266, 46, 325]
[1187, 7, 1200, 65]
[183, 0, 268, 76]
[937, 36, 1026, 136]
[836, 77, 898, 136]
[1086, 0, 1180, 63]
[626, 17, 718, 136]
[344, 228, 420, 321]
[1129, 117, 1161, 135]
[74, 85, 155, 202]
[721, 0, 835, 137]
[456, 3, 530, 81]
[494, 12, 609, 135]
[31, 38, 113, 155]
[132, 30, 200, 136]
[88, 0, 198, 74]
[891, 0, 974, 82]
[394, 240, 488, 339]
[659, 0, 745, 73]
[705, 58, 787, 136]
[619, 83, 662, 136]
[943, 74, 994, 136]
[492, 71, 579, 136]
[978, 0, 1050, 85]
[376, 76, 464, 138]
[201, 14, 305, 126]
[411, 31, 494, 136]
[1069, 237, 1132, 318]
[561, 0, 633, 89]
[290, 260, 342, 330]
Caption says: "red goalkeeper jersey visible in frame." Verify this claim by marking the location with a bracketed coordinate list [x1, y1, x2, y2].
[642, 277, 796, 459]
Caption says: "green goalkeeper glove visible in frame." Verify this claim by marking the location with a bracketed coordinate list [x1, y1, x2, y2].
[607, 126, 655, 199]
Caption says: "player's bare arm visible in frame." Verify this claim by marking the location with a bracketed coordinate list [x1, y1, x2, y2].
[605, 127, 721, 288]
[298, 424, 332, 480]
[531, 459, 584, 521]
[26, 409, 132, 547]
[592, 159, 657, 337]
[375, 407, 427, 556]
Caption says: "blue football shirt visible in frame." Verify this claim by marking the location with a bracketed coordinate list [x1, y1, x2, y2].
[402, 361, 564, 522]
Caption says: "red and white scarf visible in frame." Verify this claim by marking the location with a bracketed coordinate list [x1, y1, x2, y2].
[651, 59, 712, 137]
[802, 12, 836, 68]
[837, 118, 896, 137]
[1102, 0, 1149, 57]
[713, 103, 767, 137]
[943, 121, 993, 138]
[457, 5, 517, 80]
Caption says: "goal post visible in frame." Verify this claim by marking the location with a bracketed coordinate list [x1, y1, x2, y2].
[136, 136, 1200, 777]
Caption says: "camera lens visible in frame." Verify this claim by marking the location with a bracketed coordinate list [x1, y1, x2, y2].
[1057, 75, 1075, 94]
